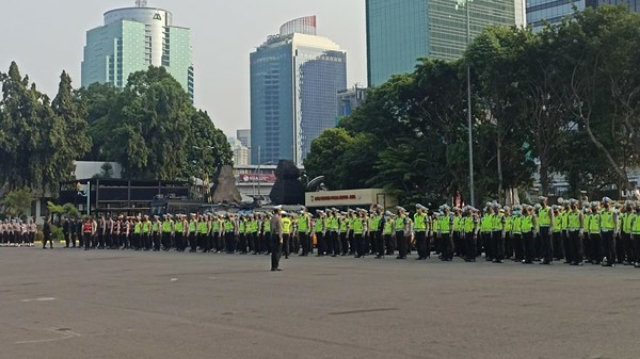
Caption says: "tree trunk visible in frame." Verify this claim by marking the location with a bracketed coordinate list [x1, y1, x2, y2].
[584, 120, 633, 191]
[496, 130, 503, 203]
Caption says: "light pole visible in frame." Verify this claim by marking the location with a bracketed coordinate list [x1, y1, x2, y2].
[193, 146, 215, 202]
[457, 0, 475, 207]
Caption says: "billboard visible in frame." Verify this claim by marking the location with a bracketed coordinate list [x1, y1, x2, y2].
[237, 174, 276, 184]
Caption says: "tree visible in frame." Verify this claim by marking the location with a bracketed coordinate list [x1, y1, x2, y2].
[303, 128, 354, 190]
[2, 187, 34, 217]
[92, 162, 114, 179]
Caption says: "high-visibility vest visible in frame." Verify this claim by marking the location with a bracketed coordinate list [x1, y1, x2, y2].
[162, 221, 172, 233]
[314, 218, 323, 232]
[282, 218, 292, 234]
[239, 221, 246, 233]
[212, 220, 220, 232]
[142, 222, 150, 232]
[568, 212, 581, 231]
[440, 215, 451, 232]
[263, 220, 271, 233]
[371, 215, 381, 232]
[622, 213, 633, 233]
[395, 217, 405, 232]
[134, 222, 142, 234]
[414, 213, 427, 231]
[175, 222, 183, 232]
[353, 218, 364, 235]
[384, 219, 394, 234]
[492, 214, 503, 232]
[224, 220, 234, 232]
[521, 216, 533, 232]
[601, 210, 614, 231]
[480, 215, 493, 233]
[538, 207, 551, 226]
[588, 214, 600, 234]
[463, 216, 475, 233]
[340, 218, 348, 231]
[152, 222, 159, 232]
[297, 216, 309, 232]
[188, 220, 196, 233]
[504, 216, 512, 233]
[453, 216, 462, 231]
[83, 222, 93, 233]
[631, 214, 640, 235]
[512, 216, 522, 235]
[198, 221, 208, 234]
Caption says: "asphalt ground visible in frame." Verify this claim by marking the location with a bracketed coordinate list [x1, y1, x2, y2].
[1, 247, 639, 359]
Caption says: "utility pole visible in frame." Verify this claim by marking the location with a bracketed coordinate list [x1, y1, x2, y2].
[462, 0, 475, 207]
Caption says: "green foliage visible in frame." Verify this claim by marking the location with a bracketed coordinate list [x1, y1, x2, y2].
[47, 201, 81, 219]
[306, 5, 640, 205]
[81, 66, 232, 180]
[50, 225, 64, 242]
[2, 187, 34, 217]
[0, 63, 90, 193]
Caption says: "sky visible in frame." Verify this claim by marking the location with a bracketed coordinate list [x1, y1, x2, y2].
[0, 0, 367, 137]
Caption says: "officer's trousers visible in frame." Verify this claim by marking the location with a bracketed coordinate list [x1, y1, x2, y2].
[330, 231, 340, 256]
[453, 231, 464, 257]
[340, 232, 349, 255]
[568, 231, 581, 264]
[348, 230, 355, 254]
[492, 230, 504, 261]
[354, 233, 364, 258]
[384, 234, 394, 255]
[441, 233, 453, 260]
[315, 232, 324, 256]
[415, 231, 428, 259]
[299, 233, 310, 256]
[83, 233, 92, 250]
[622, 232, 634, 264]
[633, 234, 640, 264]
[263, 232, 271, 254]
[238, 234, 247, 253]
[523, 231, 535, 263]
[465, 232, 476, 261]
[396, 231, 407, 259]
[481, 232, 493, 260]
[283, 234, 290, 258]
[602, 231, 616, 264]
[539, 227, 553, 263]
[513, 233, 524, 261]
[271, 237, 282, 270]
[555, 231, 566, 260]
[375, 231, 384, 258]
[589, 233, 602, 263]
[225, 232, 236, 253]
[63, 231, 71, 247]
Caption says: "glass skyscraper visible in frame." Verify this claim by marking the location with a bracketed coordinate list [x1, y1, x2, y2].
[81, 2, 194, 101]
[250, 16, 347, 166]
[527, 0, 639, 32]
[366, 0, 526, 87]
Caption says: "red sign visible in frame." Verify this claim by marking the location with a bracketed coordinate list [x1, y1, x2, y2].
[238, 174, 276, 184]
[312, 195, 357, 202]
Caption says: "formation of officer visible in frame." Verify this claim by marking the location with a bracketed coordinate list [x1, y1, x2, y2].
[0, 218, 37, 247]
[9, 196, 640, 269]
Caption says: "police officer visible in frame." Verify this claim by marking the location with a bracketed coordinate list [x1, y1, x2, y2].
[281, 211, 292, 259]
[414, 204, 429, 260]
[600, 197, 617, 266]
[537, 196, 554, 265]
[270, 206, 284, 271]
[567, 199, 584, 266]
[298, 209, 312, 256]
[439, 205, 453, 261]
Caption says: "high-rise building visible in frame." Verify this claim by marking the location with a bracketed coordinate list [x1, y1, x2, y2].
[236, 129, 251, 149]
[81, 1, 194, 101]
[366, 0, 526, 87]
[527, 0, 639, 32]
[250, 16, 347, 166]
[338, 85, 368, 120]
[228, 138, 250, 166]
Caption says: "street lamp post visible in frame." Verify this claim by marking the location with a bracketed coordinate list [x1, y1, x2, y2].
[457, 0, 475, 207]
[193, 146, 215, 202]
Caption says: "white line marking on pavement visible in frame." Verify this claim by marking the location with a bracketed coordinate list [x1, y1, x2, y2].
[170, 278, 178, 282]
[21, 297, 56, 303]
[15, 328, 81, 345]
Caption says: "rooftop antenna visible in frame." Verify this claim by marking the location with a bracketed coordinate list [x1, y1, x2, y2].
[135, 0, 148, 7]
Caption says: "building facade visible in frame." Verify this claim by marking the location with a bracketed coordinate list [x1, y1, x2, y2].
[228, 138, 250, 166]
[250, 16, 347, 166]
[366, 0, 526, 87]
[338, 85, 368, 120]
[236, 129, 251, 149]
[527, 0, 639, 32]
[81, 1, 194, 101]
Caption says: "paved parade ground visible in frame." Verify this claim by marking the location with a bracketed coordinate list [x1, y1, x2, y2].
[1, 248, 639, 359]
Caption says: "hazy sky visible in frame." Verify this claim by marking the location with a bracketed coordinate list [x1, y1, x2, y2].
[1, 0, 367, 137]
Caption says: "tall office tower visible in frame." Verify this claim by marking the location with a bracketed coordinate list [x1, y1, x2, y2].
[527, 0, 639, 32]
[81, 1, 194, 101]
[366, 0, 525, 87]
[250, 16, 347, 166]
[236, 129, 251, 149]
